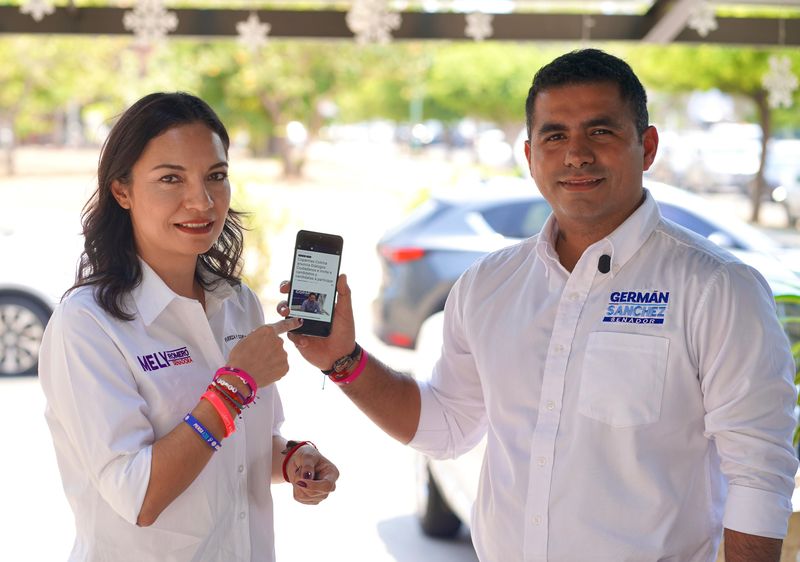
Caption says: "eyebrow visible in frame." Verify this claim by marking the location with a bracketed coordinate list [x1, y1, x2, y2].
[534, 116, 624, 136]
[150, 161, 228, 172]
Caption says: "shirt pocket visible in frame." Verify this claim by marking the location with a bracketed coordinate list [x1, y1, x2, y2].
[577, 331, 669, 428]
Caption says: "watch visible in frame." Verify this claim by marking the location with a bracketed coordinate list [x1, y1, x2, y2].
[322, 343, 362, 376]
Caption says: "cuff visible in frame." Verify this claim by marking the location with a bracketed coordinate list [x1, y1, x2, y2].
[723, 484, 794, 539]
[407, 382, 452, 458]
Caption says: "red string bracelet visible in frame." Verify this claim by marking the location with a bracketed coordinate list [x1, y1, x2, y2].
[281, 440, 316, 483]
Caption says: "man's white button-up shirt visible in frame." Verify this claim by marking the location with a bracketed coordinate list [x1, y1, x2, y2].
[410, 191, 799, 562]
[40, 262, 283, 562]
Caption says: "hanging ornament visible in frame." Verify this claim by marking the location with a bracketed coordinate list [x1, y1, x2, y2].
[346, 0, 402, 45]
[762, 55, 798, 109]
[20, 0, 55, 22]
[237, 12, 271, 52]
[123, 0, 179, 48]
[465, 12, 493, 42]
[687, 0, 717, 38]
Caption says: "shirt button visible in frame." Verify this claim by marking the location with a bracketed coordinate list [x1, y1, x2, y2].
[569, 293, 579, 301]
[239, 512, 246, 520]
[546, 400, 555, 410]
[238, 465, 245, 473]
[554, 344, 565, 353]
[533, 515, 543, 525]
[537, 457, 547, 467]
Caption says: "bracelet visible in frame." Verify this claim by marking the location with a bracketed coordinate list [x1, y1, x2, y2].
[183, 413, 221, 451]
[329, 348, 369, 385]
[208, 383, 243, 415]
[215, 378, 247, 405]
[201, 390, 236, 438]
[281, 440, 316, 483]
[215, 367, 257, 405]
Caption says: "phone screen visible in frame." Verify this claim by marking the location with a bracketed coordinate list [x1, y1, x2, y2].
[288, 230, 343, 337]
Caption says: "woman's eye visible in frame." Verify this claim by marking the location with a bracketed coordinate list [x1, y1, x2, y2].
[209, 172, 228, 181]
[160, 175, 180, 183]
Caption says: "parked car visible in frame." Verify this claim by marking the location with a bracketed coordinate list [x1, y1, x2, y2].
[0, 213, 81, 376]
[372, 178, 800, 538]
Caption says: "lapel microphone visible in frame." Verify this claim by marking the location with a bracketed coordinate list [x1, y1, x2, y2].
[598, 254, 611, 274]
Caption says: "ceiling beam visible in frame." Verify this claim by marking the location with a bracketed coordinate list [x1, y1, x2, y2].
[641, 0, 698, 44]
[0, 6, 797, 46]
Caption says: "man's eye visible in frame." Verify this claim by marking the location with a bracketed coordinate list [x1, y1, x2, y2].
[591, 129, 612, 135]
[545, 134, 564, 142]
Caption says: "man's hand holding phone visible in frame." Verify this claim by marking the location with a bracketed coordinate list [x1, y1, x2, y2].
[278, 274, 357, 373]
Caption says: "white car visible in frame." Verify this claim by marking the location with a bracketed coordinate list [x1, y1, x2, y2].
[0, 212, 82, 376]
[409, 181, 800, 539]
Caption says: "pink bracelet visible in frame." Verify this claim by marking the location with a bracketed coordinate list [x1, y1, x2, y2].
[215, 367, 257, 405]
[201, 390, 236, 438]
[330, 348, 369, 385]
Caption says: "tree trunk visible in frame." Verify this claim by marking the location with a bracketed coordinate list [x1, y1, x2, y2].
[750, 90, 771, 224]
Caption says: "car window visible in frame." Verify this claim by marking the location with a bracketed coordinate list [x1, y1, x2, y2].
[481, 200, 552, 239]
[657, 202, 717, 238]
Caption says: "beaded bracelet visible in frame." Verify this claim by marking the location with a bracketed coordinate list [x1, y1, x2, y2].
[281, 440, 317, 483]
[215, 378, 247, 405]
[214, 367, 257, 405]
[201, 390, 236, 438]
[183, 413, 221, 451]
[208, 383, 243, 415]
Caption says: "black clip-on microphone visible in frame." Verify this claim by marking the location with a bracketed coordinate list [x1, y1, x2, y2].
[598, 254, 611, 274]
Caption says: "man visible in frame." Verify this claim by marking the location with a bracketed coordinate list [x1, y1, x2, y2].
[301, 292, 322, 314]
[281, 49, 798, 561]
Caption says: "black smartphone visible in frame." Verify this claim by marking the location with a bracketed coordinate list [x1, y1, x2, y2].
[287, 230, 343, 337]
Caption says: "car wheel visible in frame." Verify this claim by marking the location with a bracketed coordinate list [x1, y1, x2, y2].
[0, 293, 51, 376]
[417, 462, 462, 538]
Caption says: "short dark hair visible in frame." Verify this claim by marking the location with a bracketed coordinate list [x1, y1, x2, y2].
[525, 49, 649, 140]
[71, 92, 245, 321]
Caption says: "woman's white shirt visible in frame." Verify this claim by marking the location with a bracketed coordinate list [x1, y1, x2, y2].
[39, 261, 282, 562]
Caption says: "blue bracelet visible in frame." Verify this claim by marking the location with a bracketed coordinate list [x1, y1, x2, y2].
[184, 413, 221, 451]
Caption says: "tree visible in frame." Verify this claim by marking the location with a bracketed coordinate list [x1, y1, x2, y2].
[623, 44, 800, 223]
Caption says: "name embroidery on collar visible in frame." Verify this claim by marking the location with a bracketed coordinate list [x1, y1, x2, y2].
[603, 290, 670, 325]
[137, 346, 193, 372]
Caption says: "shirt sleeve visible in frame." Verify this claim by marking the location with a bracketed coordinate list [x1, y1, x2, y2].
[409, 268, 488, 460]
[695, 262, 799, 538]
[39, 299, 152, 525]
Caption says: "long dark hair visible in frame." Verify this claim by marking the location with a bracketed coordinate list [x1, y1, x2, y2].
[70, 92, 245, 321]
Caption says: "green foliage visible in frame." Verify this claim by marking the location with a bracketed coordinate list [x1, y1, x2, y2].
[774, 294, 800, 446]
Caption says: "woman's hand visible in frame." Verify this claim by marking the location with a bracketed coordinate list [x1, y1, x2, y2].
[227, 317, 301, 389]
[284, 445, 339, 505]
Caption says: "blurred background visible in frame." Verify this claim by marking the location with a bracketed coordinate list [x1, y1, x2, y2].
[2, 1, 800, 560]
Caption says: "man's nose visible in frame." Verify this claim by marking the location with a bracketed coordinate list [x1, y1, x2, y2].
[564, 137, 595, 168]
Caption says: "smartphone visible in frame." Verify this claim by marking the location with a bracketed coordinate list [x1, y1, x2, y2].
[287, 230, 343, 337]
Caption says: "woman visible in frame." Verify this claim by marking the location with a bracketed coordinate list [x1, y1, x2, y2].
[39, 92, 338, 561]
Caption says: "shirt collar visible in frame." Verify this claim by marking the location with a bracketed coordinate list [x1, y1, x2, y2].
[600, 188, 661, 277]
[131, 259, 239, 326]
[535, 188, 661, 280]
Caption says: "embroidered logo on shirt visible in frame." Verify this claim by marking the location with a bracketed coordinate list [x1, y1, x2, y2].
[603, 291, 670, 324]
[137, 346, 193, 372]
[224, 334, 245, 343]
